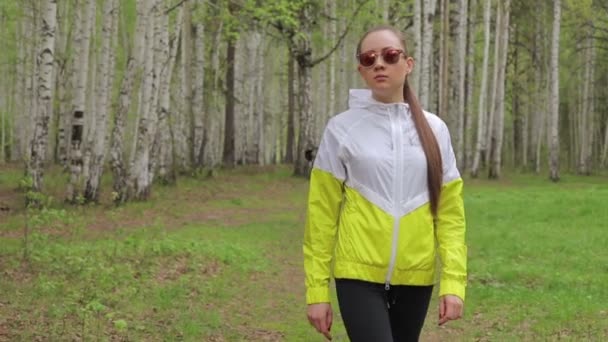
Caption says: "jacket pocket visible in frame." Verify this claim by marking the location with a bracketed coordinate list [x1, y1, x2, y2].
[396, 205, 436, 271]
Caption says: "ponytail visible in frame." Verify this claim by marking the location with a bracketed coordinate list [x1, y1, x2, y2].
[403, 80, 443, 216]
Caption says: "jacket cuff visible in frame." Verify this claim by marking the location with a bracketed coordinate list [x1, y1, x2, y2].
[438, 278, 466, 301]
[306, 286, 330, 304]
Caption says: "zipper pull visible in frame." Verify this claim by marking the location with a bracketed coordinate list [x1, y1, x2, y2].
[385, 283, 391, 309]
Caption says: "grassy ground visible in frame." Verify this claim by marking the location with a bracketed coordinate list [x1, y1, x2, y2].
[0, 163, 607, 341]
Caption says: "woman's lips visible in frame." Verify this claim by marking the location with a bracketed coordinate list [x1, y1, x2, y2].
[374, 75, 388, 81]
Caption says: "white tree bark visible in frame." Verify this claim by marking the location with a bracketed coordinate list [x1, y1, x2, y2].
[57, 1, 75, 165]
[455, 0, 468, 169]
[464, 0, 477, 170]
[533, 15, 546, 174]
[578, 31, 594, 175]
[25, 8, 39, 162]
[412, 0, 422, 92]
[489, 0, 510, 179]
[419, 0, 437, 109]
[66, 0, 95, 202]
[157, 5, 181, 184]
[192, 19, 205, 167]
[293, 4, 315, 176]
[548, 0, 561, 181]
[129, 0, 158, 199]
[111, 0, 146, 204]
[438, 0, 449, 122]
[471, 0, 492, 177]
[27, 0, 57, 195]
[181, 1, 194, 169]
[84, 0, 117, 202]
[13, 20, 26, 161]
[602, 116, 608, 167]
[202, 20, 224, 167]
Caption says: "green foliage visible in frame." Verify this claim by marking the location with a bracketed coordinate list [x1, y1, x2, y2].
[1, 166, 607, 340]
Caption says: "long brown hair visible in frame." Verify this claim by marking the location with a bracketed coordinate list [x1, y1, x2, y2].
[356, 26, 443, 216]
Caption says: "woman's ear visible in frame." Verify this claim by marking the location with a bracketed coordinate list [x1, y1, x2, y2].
[404, 57, 415, 74]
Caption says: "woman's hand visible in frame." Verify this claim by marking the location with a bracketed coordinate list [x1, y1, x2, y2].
[307, 303, 333, 340]
[438, 295, 463, 326]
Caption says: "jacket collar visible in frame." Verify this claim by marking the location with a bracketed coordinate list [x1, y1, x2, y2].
[348, 89, 410, 115]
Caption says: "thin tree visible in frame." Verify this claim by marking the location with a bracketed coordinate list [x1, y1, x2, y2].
[471, 0, 492, 177]
[66, 0, 95, 203]
[548, 0, 561, 182]
[488, 0, 510, 179]
[26, 0, 57, 198]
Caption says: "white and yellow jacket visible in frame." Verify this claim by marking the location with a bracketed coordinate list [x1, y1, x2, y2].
[303, 89, 467, 304]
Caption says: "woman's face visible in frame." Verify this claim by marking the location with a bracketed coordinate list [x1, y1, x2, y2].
[357, 30, 414, 102]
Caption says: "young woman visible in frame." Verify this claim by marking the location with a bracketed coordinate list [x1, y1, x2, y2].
[303, 26, 467, 341]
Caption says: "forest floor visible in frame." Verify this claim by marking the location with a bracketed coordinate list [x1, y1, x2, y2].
[0, 163, 607, 341]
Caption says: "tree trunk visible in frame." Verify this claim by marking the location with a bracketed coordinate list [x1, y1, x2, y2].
[438, 0, 449, 120]
[548, 0, 561, 181]
[455, 0, 468, 169]
[285, 54, 296, 163]
[533, 14, 545, 174]
[252, 30, 266, 165]
[157, 5, 181, 184]
[66, 0, 95, 203]
[578, 31, 593, 175]
[110, 0, 146, 204]
[52, 0, 70, 165]
[293, 5, 315, 177]
[488, 0, 510, 179]
[464, 0, 476, 170]
[84, 0, 117, 202]
[419, 0, 437, 109]
[26, 0, 57, 197]
[412, 0, 422, 92]
[512, 24, 522, 168]
[471, 0, 491, 177]
[192, 20, 205, 168]
[180, 0, 193, 170]
[222, 38, 236, 168]
[129, 0, 158, 200]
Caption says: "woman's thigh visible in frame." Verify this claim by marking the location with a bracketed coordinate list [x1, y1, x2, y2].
[335, 278, 394, 342]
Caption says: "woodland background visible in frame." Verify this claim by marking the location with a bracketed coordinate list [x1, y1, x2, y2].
[0, 0, 607, 340]
[0, 0, 607, 203]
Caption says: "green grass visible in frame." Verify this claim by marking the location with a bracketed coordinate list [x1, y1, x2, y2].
[1, 164, 607, 341]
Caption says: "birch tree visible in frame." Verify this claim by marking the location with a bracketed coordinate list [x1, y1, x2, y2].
[488, 0, 510, 179]
[548, 0, 561, 181]
[129, 0, 159, 199]
[110, 0, 146, 204]
[419, 0, 437, 109]
[84, 0, 117, 202]
[455, 0, 468, 168]
[66, 0, 95, 203]
[26, 0, 57, 197]
[471, 0, 492, 177]
[578, 27, 594, 175]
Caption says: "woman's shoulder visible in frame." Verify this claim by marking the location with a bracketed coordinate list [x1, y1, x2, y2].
[325, 108, 374, 137]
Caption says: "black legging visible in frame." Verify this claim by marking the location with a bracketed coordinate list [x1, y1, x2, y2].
[335, 278, 433, 342]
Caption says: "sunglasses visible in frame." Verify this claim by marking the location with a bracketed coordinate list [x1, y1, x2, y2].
[357, 48, 405, 68]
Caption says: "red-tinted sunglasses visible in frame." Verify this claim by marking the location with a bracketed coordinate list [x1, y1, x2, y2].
[357, 48, 405, 68]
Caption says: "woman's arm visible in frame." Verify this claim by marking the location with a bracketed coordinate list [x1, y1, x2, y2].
[303, 122, 346, 304]
[434, 122, 467, 302]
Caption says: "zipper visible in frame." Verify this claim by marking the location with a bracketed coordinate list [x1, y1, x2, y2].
[384, 105, 404, 290]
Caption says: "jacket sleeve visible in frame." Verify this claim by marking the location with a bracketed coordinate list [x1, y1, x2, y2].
[303, 122, 345, 304]
[435, 122, 468, 301]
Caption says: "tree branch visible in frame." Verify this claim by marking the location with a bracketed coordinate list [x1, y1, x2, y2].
[165, 0, 188, 14]
[310, 0, 370, 67]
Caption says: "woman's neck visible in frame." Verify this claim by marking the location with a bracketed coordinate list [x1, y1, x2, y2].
[372, 90, 404, 104]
